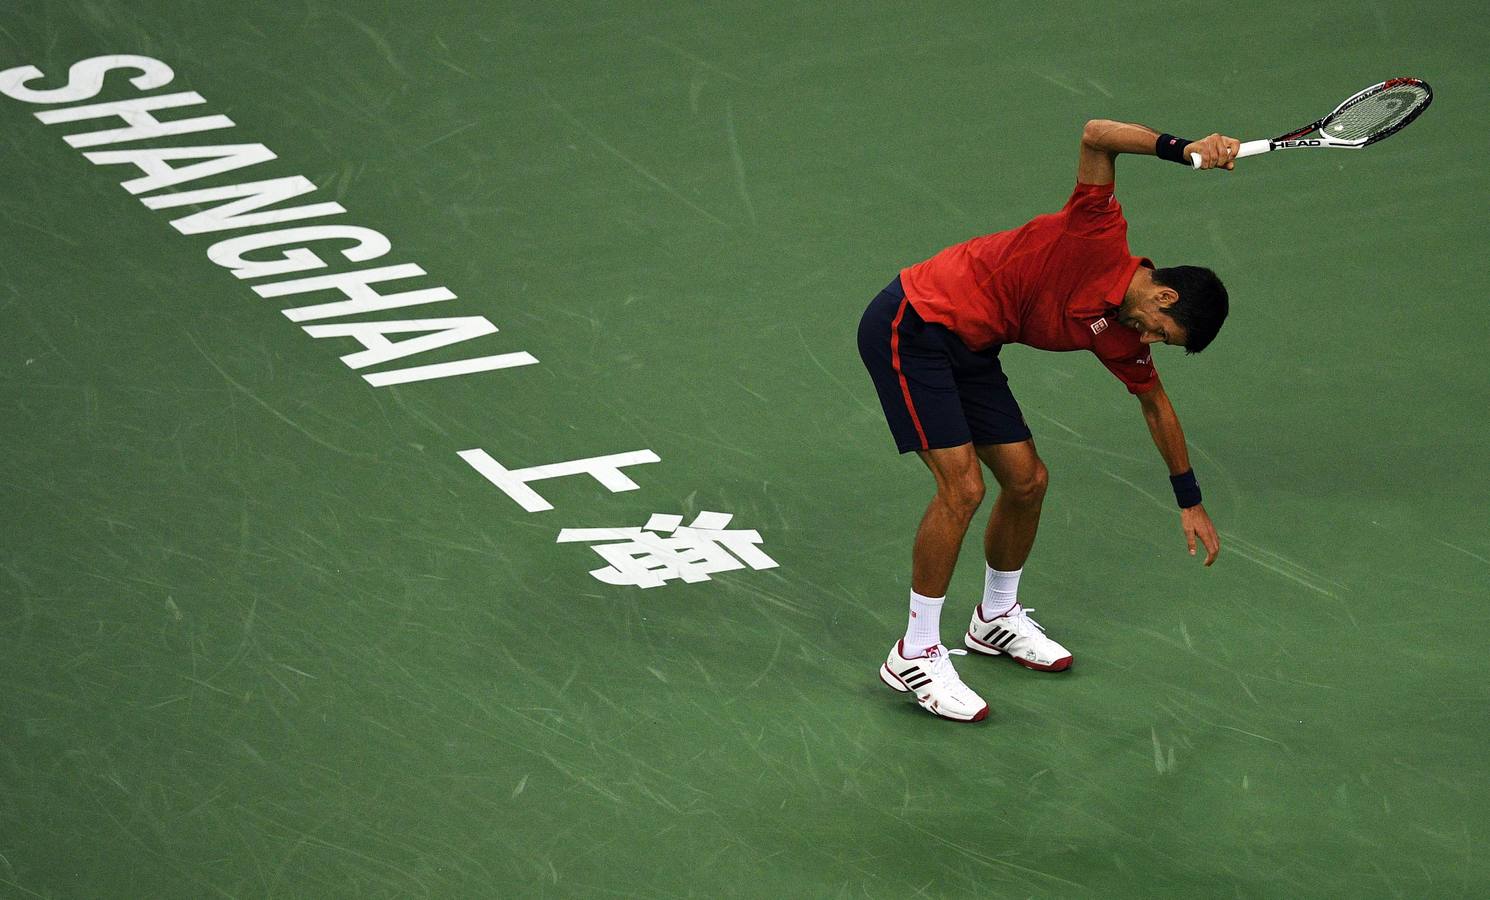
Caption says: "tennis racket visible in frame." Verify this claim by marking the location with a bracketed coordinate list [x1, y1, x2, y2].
[1190, 77, 1432, 169]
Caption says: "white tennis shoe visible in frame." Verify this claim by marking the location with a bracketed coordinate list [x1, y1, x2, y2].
[879, 641, 989, 722]
[964, 604, 1073, 672]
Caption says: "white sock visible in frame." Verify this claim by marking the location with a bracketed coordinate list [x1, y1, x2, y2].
[902, 590, 944, 658]
[980, 565, 1022, 619]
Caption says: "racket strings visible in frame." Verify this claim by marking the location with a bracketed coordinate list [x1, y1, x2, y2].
[1324, 85, 1430, 142]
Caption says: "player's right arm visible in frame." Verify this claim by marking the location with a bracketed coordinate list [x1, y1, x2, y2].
[1078, 120, 1240, 184]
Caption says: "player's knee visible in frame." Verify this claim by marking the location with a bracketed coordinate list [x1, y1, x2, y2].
[1003, 460, 1048, 507]
[939, 470, 986, 519]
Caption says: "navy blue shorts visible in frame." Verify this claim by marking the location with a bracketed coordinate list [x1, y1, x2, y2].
[857, 276, 1032, 453]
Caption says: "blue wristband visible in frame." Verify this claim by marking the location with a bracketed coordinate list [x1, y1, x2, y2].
[1169, 469, 1202, 508]
[1156, 133, 1193, 165]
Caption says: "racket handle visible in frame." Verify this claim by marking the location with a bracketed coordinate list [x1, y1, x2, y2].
[1235, 139, 1271, 159]
[1190, 139, 1274, 169]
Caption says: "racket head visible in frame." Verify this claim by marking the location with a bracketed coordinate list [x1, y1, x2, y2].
[1317, 78, 1433, 147]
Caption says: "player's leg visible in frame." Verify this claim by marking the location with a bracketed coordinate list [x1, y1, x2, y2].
[858, 279, 988, 721]
[945, 345, 1071, 671]
[976, 438, 1048, 577]
[964, 440, 1071, 670]
[857, 280, 984, 620]
[910, 443, 984, 600]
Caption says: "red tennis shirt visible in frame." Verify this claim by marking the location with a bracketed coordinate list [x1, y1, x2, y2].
[899, 180, 1159, 395]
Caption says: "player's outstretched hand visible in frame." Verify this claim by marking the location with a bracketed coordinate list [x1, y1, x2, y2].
[1180, 504, 1220, 566]
[1185, 133, 1242, 170]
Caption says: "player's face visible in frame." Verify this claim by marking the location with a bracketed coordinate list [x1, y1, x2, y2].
[1118, 296, 1188, 347]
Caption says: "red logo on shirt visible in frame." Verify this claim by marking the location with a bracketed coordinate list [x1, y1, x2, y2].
[1090, 318, 1109, 335]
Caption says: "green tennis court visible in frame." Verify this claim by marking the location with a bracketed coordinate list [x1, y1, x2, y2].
[3, 2, 1487, 896]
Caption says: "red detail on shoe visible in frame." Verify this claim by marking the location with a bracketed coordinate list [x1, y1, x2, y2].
[1014, 654, 1073, 673]
[898, 639, 934, 660]
[973, 602, 1020, 623]
[931, 698, 990, 724]
[889, 298, 929, 450]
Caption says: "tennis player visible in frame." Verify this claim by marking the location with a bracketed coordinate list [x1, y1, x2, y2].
[861, 120, 1237, 722]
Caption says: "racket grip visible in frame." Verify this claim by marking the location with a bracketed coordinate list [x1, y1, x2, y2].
[1235, 139, 1271, 159]
[1190, 139, 1273, 169]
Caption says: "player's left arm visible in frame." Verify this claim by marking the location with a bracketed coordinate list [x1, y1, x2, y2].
[1136, 383, 1221, 566]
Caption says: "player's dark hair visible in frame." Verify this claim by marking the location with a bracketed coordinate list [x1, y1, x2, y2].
[1152, 265, 1228, 354]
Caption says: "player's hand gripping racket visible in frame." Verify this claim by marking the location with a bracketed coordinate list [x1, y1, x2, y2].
[1190, 77, 1432, 169]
